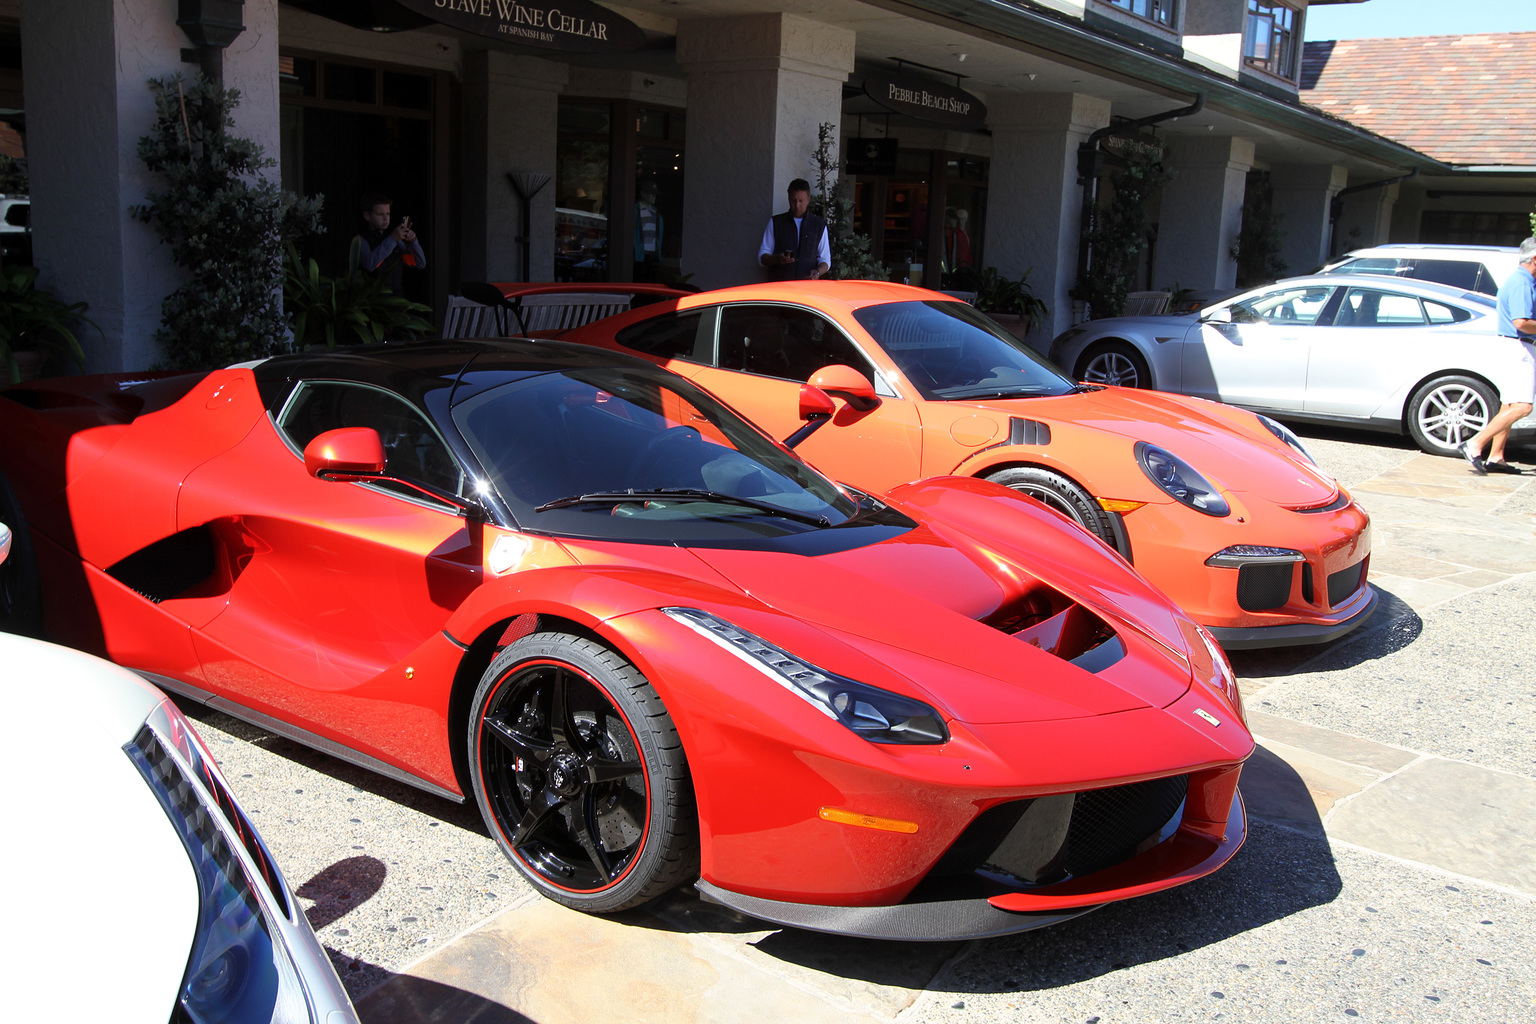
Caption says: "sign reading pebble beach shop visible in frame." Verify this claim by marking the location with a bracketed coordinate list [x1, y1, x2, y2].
[863, 73, 988, 131]
[395, 0, 645, 52]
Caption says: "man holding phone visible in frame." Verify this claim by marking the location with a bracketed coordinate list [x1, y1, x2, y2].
[757, 179, 830, 281]
[356, 191, 427, 294]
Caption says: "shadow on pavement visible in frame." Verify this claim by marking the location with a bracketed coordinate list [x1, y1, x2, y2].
[299, 855, 389, 931]
[1231, 584, 1422, 679]
[350, 952, 536, 1024]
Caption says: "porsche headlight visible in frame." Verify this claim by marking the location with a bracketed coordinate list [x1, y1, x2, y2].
[663, 607, 949, 744]
[1257, 414, 1316, 466]
[1135, 442, 1230, 517]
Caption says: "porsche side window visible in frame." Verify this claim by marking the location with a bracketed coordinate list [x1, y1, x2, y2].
[717, 306, 875, 383]
[1333, 288, 1428, 328]
[278, 382, 464, 498]
[1232, 287, 1332, 326]
[615, 311, 710, 362]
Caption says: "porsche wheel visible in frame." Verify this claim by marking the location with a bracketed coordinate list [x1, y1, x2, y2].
[0, 473, 43, 637]
[1407, 375, 1496, 456]
[1076, 342, 1150, 389]
[468, 632, 697, 913]
[985, 467, 1118, 548]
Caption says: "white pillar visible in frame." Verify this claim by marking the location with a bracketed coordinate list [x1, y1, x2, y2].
[676, 14, 854, 290]
[1271, 162, 1349, 277]
[21, 0, 281, 372]
[1334, 181, 1399, 256]
[986, 92, 1111, 340]
[461, 51, 567, 284]
[1156, 135, 1255, 291]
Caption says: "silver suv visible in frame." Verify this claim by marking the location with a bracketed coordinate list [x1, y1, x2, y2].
[1320, 243, 1519, 297]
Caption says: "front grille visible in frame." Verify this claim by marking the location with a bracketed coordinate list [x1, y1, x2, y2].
[930, 775, 1189, 889]
[1327, 560, 1366, 607]
[1236, 562, 1292, 611]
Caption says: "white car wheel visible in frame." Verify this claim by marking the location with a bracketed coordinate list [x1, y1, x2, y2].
[1077, 343, 1150, 389]
[1407, 375, 1496, 455]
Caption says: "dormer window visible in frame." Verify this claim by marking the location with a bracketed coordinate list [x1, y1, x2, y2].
[1244, 1, 1301, 79]
[1104, 0, 1178, 27]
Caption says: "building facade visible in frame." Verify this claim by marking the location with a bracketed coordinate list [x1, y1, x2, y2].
[1, 0, 1486, 372]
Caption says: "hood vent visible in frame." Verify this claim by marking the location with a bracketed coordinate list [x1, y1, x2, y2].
[982, 584, 1123, 670]
[1008, 417, 1052, 446]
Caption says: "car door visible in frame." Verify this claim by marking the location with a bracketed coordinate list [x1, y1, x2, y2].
[1180, 284, 1334, 411]
[179, 381, 482, 737]
[683, 303, 925, 495]
[1303, 285, 1467, 417]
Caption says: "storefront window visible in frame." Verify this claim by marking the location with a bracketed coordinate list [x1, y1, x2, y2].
[633, 108, 685, 283]
[1103, 0, 1176, 27]
[555, 101, 612, 282]
[1244, 1, 1301, 79]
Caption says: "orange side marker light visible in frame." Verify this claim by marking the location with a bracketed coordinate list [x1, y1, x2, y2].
[819, 807, 919, 833]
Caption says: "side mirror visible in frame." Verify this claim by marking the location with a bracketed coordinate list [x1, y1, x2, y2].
[808, 364, 880, 411]
[0, 522, 11, 566]
[798, 384, 837, 422]
[304, 427, 387, 480]
[1201, 306, 1233, 325]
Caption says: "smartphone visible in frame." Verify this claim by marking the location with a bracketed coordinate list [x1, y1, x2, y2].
[401, 216, 412, 230]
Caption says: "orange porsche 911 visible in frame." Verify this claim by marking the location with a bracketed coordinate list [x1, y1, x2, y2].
[552, 281, 1374, 649]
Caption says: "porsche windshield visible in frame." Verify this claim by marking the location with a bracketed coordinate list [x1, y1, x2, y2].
[452, 367, 865, 541]
[853, 300, 1075, 400]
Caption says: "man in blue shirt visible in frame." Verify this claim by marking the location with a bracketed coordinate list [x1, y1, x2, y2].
[1461, 237, 1536, 474]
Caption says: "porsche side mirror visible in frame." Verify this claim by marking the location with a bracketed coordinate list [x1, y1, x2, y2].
[0, 522, 11, 566]
[1201, 306, 1233, 324]
[784, 384, 838, 449]
[809, 365, 880, 411]
[304, 427, 387, 480]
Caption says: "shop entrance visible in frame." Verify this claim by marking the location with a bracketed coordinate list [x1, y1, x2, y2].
[851, 151, 986, 288]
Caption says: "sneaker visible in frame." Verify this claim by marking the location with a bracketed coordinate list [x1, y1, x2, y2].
[1460, 441, 1487, 475]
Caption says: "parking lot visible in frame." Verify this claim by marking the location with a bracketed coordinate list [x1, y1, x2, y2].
[180, 426, 1536, 1024]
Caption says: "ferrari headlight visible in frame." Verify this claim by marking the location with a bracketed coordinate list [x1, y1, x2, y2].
[126, 704, 315, 1024]
[663, 607, 949, 744]
[1135, 442, 1230, 517]
[1257, 414, 1316, 466]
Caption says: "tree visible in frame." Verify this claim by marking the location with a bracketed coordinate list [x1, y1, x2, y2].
[134, 75, 322, 370]
[808, 122, 885, 281]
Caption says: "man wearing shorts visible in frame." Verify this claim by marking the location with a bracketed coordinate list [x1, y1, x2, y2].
[1461, 237, 1536, 474]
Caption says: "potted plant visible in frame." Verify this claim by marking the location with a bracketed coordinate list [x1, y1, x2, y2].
[955, 265, 1051, 338]
[0, 264, 90, 383]
[284, 242, 433, 348]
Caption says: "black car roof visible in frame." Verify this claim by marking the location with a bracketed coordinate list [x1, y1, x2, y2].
[254, 337, 658, 388]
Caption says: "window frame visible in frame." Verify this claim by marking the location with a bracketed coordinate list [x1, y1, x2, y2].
[1100, 0, 1178, 29]
[1244, 0, 1302, 80]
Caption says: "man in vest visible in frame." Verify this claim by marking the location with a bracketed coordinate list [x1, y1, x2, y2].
[757, 179, 830, 281]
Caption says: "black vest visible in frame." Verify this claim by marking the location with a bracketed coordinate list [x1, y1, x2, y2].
[358, 226, 404, 293]
[768, 211, 826, 281]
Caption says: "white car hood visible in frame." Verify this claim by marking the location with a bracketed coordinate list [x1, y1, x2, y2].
[2, 635, 199, 1024]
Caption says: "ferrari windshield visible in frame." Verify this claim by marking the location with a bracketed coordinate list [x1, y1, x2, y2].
[452, 367, 863, 541]
[853, 300, 1075, 400]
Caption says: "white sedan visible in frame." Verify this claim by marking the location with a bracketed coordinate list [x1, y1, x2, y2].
[0, 521, 359, 1024]
[1049, 274, 1534, 455]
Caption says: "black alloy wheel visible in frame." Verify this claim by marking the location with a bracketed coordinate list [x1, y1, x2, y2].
[0, 473, 44, 637]
[468, 633, 697, 912]
[985, 466, 1119, 551]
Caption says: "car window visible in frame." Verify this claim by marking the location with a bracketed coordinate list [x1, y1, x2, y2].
[852, 300, 1074, 400]
[717, 305, 876, 383]
[1408, 259, 1481, 293]
[3, 203, 28, 228]
[1230, 286, 1333, 326]
[277, 381, 464, 499]
[1423, 299, 1470, 324]
[1333, 288, 1430, 327]
[614, 310, 710, 362]
[1328, 257, 1408, 278]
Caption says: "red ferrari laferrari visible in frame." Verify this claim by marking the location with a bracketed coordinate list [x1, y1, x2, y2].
[0, 340, 1251, 939]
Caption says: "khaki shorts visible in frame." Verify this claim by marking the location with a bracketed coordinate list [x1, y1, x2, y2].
[1492, 338, 1536, 406]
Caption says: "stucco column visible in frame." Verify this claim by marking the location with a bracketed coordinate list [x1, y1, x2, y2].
[21, 0, 281, 372]
[1156, 135, 1255, 291]
[676, 14, 854, 290]
[986, 92, 1112, 342]
[1333, 181, 1399, 256]
[461, 50, 567, 285]
[1270, 162, 1349, 277]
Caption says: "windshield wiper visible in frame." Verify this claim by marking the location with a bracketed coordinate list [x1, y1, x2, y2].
[533, 488, 832, 527]
[942, 386, 1053, 400]
[1068, 383, 1106, 394]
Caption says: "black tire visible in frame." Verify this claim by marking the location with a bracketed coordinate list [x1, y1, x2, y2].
[1406, 374, 1497, 456]
[0, 472, 44, 637]
[1076, 341, 1151, 389]
[468, 632, 698, 913]
[985, 466, 1118, 548]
